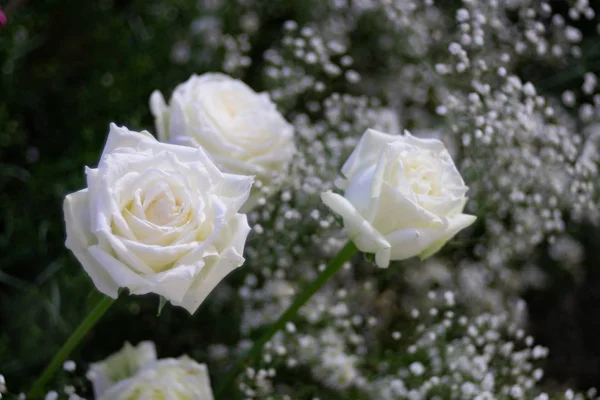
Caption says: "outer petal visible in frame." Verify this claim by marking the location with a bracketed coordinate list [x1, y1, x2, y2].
[168, 93, 193, 143]
[99, 357, 214, 400]
[102, 124, 222, 176]
[192, 71, 233, 86]
[89, 242, 203, 304]
[117, 236, 198, 273]
[101, 123, 156, 160]
[89, 341, 157, 398]
[321, 191, 391, 268]
[178, 213, 250, 313]
[63, 190, 119, 298]
[338, 165, 376, 217]
[216, 172, 254, 215]
[402, 129, 447, 152]
[211, 153, 268, 178]
[418, 213, 476, 259]
[149, 90, 170, 142]
[384, 213, 476, 261]
[340, 129, 399, 181]
[87, 245, 151, 292]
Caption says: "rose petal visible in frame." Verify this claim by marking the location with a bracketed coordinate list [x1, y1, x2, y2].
[178, 213, 250, 313]
[150, 90, 170, 142]
[321, 191, 391, 268]
[384, 213, 476, 260]
[63, 190, 119, 298]
[340, 129, 399, 181]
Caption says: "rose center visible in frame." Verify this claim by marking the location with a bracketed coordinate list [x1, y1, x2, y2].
[218, 90, 249, 118]
[402, 156, 440, 196]
[145, 194, 181, 225]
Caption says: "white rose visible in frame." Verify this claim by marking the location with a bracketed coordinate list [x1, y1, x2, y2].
[321, 129, 476, 268]
[88, 341, 156, 398]
[150, 73, 295, 198]
[99, 356, 214, 400]
[63, 124, 253, 313]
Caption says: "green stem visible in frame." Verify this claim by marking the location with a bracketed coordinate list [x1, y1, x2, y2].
[215, 241, 358, 398]
[28, 295, 115, 398]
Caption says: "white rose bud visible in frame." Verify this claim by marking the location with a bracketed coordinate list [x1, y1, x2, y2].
[150, 73, 295, 208]
[321, 129, 476, 268]
[99, 356, 214, 400]
[63, 124, 253, 313]
[88, 341, 157, 398]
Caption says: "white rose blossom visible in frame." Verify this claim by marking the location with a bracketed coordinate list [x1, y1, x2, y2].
[321, 129, 476, 268]
[150, 73, 295, 203]
[98, 356, 214, 400]
[88, 341, 157, 398]
[63, 124, 253, 313]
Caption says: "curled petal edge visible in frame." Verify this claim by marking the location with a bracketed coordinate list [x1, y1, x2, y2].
[321, 190, 391, 268]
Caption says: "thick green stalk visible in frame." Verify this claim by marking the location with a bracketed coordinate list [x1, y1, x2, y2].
[215, 241, 358, 398]
[28, 295, 115, 398]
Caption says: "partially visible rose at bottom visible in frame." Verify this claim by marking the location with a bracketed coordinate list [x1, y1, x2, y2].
[98, 356, 214, 400]
[88, 341, 214, 400]
[88, 341, 157, 398]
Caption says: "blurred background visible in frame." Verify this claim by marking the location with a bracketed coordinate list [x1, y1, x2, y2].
[2, 0, 600, 397]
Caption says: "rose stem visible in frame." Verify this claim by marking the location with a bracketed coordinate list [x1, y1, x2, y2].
[215, 241, 358, 398]
[28, 295, 116, 398]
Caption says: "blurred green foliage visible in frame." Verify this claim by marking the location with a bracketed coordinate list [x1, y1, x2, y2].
[0, 0, 227, 395]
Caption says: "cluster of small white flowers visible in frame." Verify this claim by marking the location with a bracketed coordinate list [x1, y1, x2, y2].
[263, 21, 361, 109]
[311, 332, 361, 390]
[236, 286, 598, 399]
[413, 0, 600, 307]
[368, 295, 597, 400]
[239, 278, 295, 334]
[447, 1, 589, 66]
[236, 274, 380, 397]
[3, 362, 86, 400]
[222, 33, 253, 75]
[170, 1, 258, 72]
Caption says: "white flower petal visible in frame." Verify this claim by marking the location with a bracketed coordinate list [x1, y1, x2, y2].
[99, 356, 214, 400]
[371, 183, 445, 234]
[178, 213, 250, 313]
[64, 190, 120, 298]
[101, 123, 156, 160]
[89, 341, 157, 398]
[321, 191, 391, 267]
[340, 128, 399, 181]
[119, 238, 198, 272]
[418, 213, 477, 259]
[87, 245, 151, 292]
[149, 90, 170, 142]
[402, 129, 447, 151]
[385, 213, 476, 260]
[217, 172, 255, 215]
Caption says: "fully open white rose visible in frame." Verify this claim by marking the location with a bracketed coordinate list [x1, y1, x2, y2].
[63, 124, 253, 313]
[321, 129, 476, 268]
[88, 341, 157, 398]
[150, 73, 295, 198]
[98, 356, 214, 400]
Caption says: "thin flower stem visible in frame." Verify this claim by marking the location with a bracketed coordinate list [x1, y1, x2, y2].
[28, 295, 115, 398]
[215, 241, 358, 398]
